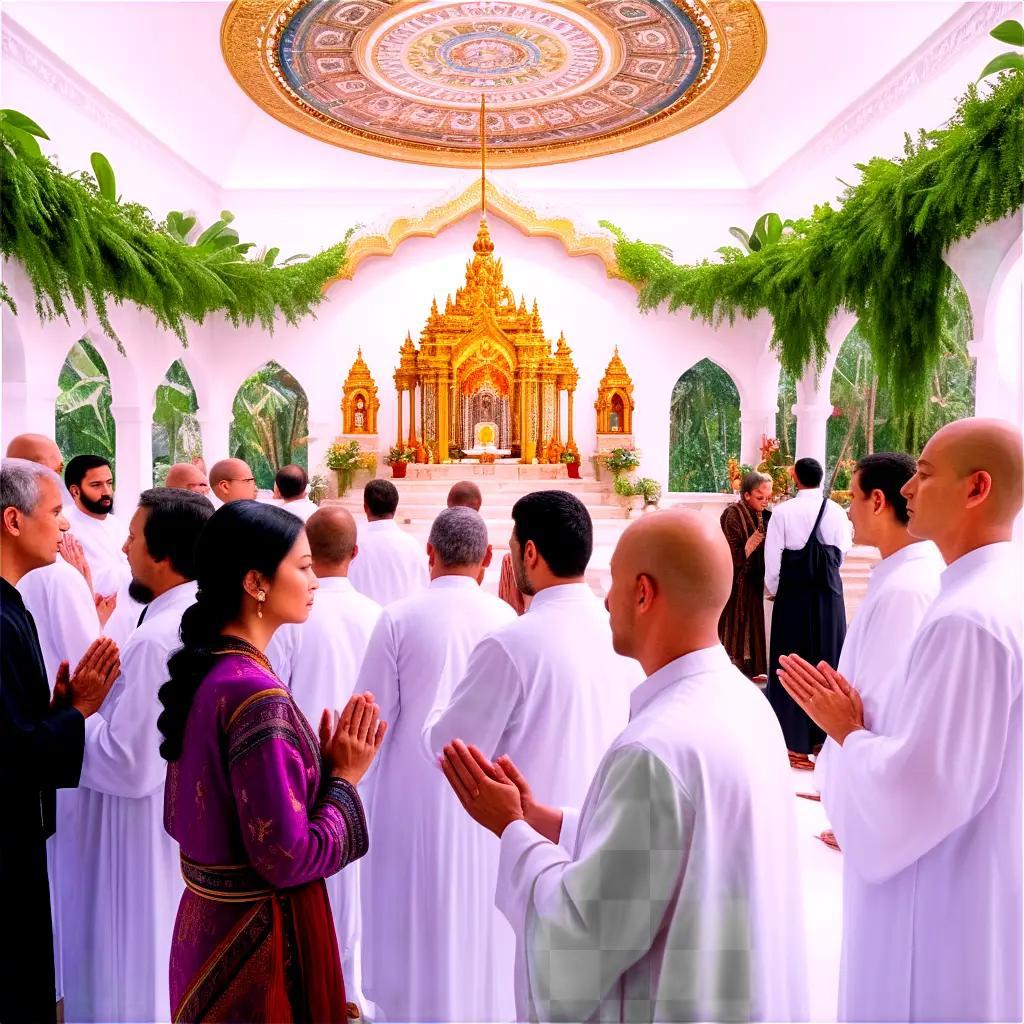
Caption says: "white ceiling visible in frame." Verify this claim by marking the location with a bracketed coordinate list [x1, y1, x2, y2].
[0, 0, 995, 190]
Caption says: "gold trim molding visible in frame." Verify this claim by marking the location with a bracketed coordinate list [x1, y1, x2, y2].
[221, 0, 767, 169]
[328, 180, 623, 286]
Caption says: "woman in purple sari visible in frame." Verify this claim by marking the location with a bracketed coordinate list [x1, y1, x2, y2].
[157, 501, 385, 1022]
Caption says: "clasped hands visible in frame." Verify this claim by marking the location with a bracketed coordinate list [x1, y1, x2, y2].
[777, 654, 865, 745]
[440, 739, 563, 842]
[320, 692, 387, 787]
[51, 636, 121, 718]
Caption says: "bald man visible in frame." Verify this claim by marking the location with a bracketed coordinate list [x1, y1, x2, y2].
[164, 462, 209, 495]
[265, 504, 381, 1008]
[208, 458, 257, 505]
[442, 509, 808, 1021]
[779, 417, 1023, 1022]
[446, 480, 482, 511]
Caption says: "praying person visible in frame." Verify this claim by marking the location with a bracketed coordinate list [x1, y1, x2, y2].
[274, 463, 319, 521]
[357, 506, 517, 1023]
[442, 509, 808, 1021]
[266, 505, 381, 1007]
[164, 461, 210, 494]
[60, 487, 213, 1023]
[348, 478, 428, 604]
[208, 457, 258, 505]
[159, 501, 385, 1021]
[718, 469, 773, 678]
[428, 490, 641, 820]
[764, 457, 852, 757]
[778, 418, 1022, 1022]
[1, 458, 120, 1024]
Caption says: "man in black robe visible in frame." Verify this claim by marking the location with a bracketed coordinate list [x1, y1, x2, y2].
[1, 457, 120, 1023]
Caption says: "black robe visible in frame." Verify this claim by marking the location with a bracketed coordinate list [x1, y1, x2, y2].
[766, 500, 847, 754]
[1, 576, 85, 1024]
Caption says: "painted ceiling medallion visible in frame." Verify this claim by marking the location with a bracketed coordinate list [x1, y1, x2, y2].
[222, 0, 766, 167]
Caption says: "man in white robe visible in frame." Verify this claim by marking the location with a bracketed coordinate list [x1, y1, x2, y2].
[64, 454, 143, 647]
[441, 509, 808, 1021]
[61, 487, 213, 1023]
[357, 507, 517, 1023]
[272, 463, 320, 522]
[266, 505, 380, 1008]
[779, 417, 1023, 1022]
[6, 434, 102, 1008]
[427, 490, 641, 811]
[348, 478, 428, 605]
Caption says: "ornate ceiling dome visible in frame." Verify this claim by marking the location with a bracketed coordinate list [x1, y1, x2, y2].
[222, 0, 766, 167]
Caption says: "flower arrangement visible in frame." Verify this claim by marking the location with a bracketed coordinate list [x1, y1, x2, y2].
[559, 450, 578, 464]
[755, 434, 793, 500]
[385, 445, 416, 465]
[613, 475, 638, 498]
[604, 447, 641, 476]
[308, 473, 328, 505]
[635, 477, 662, 507]
[325, 439, 363, 473]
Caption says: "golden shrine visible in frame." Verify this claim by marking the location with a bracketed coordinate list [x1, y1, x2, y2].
[340, 348, 379, 434]
[595, 347, 635, 434]
[392, 216, 579, 464]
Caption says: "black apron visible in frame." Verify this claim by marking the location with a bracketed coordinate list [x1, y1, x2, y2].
[766, 498, 847, 754]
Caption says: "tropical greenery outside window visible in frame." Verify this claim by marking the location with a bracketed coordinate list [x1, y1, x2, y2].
[229, 361, 309, 490]
[669, 358, 741, 493]
[152, 360, 202, 485]
[56, 338, 116, 474]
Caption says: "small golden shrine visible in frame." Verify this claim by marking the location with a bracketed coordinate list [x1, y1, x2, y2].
[595, 347, 635, 434]
[341, 348, 379, 434]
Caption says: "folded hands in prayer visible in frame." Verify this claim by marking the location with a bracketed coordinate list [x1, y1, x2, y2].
[777, 654, 865, 745]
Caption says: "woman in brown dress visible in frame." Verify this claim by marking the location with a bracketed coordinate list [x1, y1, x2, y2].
[719, 470, 773, 678]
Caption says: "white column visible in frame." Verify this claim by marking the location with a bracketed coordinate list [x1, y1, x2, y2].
[793, 368, 832, 469]
[740, 407, 778, 466]
[197, 405, 234, 466]
[111, 401, 154, 508]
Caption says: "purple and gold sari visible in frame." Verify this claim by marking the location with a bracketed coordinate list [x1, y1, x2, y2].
[164, 646, 367, 1022]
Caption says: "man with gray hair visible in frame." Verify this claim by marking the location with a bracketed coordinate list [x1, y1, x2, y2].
[357, 507, 519, 1023]
[1, 458, 121, 1024]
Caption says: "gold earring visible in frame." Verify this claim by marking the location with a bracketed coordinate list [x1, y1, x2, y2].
[256, 590, 266, 619]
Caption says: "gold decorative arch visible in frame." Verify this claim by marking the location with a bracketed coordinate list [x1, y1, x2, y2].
[329, 180, 622, 286]
[341, 348, 379, 434]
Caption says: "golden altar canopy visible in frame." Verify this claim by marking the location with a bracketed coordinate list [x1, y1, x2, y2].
[341, 348, 379, 434]
[394, 217, 578, 464]
[595, 347, 635, 434]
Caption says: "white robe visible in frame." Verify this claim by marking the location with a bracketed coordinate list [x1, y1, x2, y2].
[17, 556, 100, 1003]
[427, 583, 642, 810]
[347, 519, 429, 606]
[61, 581, 196, 1023]
[357, 575, 518, 1023]
[826, 542, 1021, 1022]
[266, 575, 381, 1007]
[65, 504, 143, 648]
[496, 645, 809, 1022]
[277, 496, 320, 522]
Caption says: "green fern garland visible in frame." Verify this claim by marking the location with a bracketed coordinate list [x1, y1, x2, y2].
[0, 149, 349, 350]
[605, 71, 1024, 415]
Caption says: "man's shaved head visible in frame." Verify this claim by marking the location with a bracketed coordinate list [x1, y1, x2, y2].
[305, 505, 358, 570]
[165, 463, 209, 493]
[902, 417, 1023, 559]
[209, 458, 257, 503]
[447, 481, 482, 512]
[6, 434, 63, 473]
[606, 508, 733, 669]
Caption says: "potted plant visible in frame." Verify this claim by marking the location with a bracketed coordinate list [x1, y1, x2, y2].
[606, 447, 641, 479]
[385, 445, 416, 478]
[559, 449, 581, 479]
[325, 439, 363, 496]
[308, 473, 328, 505]
[635, 477, 662, 510]
[613, 474, 644, 517]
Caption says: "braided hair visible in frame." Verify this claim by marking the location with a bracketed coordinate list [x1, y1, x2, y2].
[157, 499, 304, 761]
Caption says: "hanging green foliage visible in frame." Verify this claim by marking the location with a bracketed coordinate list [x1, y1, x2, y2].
[604, 68, 1024, 416]
[0, 115, 350, 350]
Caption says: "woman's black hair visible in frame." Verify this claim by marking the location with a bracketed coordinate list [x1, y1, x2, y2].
[157, 500, 304, 761]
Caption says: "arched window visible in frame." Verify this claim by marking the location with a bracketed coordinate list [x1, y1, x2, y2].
[152, 360, 202, 485]
[229, 361, 309, 489]
[55, 338, 116, 472]
[669, 358, 740, 492]
[827, 277, 974, 489]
